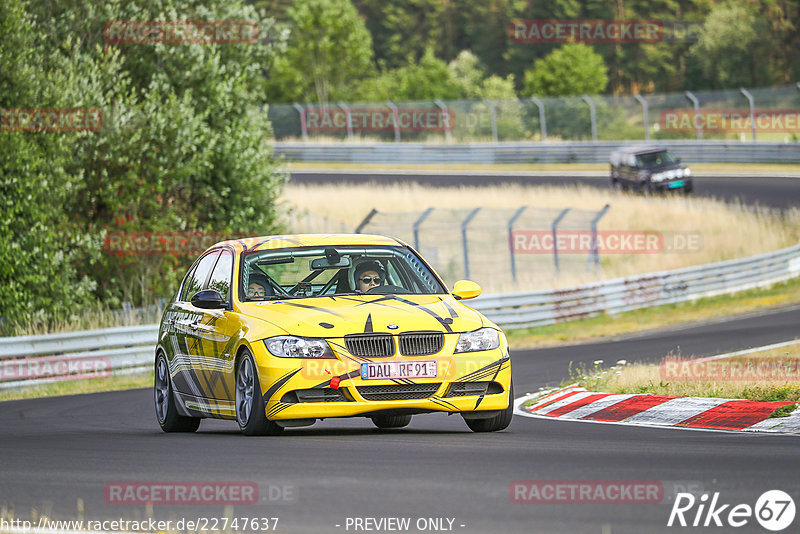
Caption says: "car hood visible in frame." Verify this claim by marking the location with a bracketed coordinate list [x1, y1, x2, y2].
[238, 294, 486, 338]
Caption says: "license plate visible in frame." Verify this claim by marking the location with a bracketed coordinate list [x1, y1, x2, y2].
[668, 180, 685, 189]
[360, 361, 437, 380]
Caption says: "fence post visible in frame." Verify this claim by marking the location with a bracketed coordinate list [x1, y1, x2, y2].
[461, 208, 482, 280]
[530, 97, 547, 140]
[685, 91, 702, 141]
[587, 204, 611, 271]
[507, 206, 528, 282]
[292, 103, 308, 141]
[739, 88, 756, 142]
[581, 95, 598, 141]
[337, 101, 354, 139]
[413, 207, 435, 250]
[355, 209, 378, 233]
[551, 208, 571, 272]
[385, 100, 401, 142]
[434, 99, 452, 141]
[483, 98, 498, 142]
[634, 94, 649, 141]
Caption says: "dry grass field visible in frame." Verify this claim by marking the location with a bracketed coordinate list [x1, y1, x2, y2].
[282, 182, 800, 293]
[571, 342, 800, 402]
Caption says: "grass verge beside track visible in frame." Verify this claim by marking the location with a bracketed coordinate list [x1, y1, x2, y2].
[505, 276, 800, 348]
[562, 343, 800, 413]
[0, 372, 153, 402]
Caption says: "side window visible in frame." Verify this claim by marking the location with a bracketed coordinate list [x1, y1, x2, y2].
[180, 251, 220, 302]
[178, 263, 198, 302]
[207, 249, 233, 300]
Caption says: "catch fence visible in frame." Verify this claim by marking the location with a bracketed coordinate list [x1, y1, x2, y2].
[269, 84, 800, 143]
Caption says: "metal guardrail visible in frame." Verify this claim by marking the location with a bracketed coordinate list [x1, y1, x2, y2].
[1, 244, 798, 389]
[274, 141, 800, 164]
[0, 325, 157, 389]
[470, 243, 800, 329]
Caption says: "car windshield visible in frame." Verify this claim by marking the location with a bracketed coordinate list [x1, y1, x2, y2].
[239, 245, 446, 300]
[636, 150, 676, 168]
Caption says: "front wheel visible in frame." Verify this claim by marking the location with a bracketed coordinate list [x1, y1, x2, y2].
[236, 350, 283, 436]
[371, 414, 412, 429]
[154, 353, 200, 433]
[463, 384, 514, 433]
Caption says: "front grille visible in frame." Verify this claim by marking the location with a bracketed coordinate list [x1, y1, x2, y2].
[357, 383, 441, 401]
[345, 334, 395, 357]
[444, 381, 504, 398]
[281, 388, 350, 403]
[399, 332, 444, 356]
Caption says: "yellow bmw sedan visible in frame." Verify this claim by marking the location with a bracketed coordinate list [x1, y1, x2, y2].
[154, 234, 512, 436]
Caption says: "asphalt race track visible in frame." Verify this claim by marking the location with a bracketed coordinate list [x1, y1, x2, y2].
[2, 173, 800, 534]
[289, 170, 800, 210]
[2, 305, 799, 534]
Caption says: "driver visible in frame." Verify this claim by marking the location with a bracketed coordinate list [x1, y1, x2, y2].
[354, 260, 385, 293]
[246, 273, 272, 300]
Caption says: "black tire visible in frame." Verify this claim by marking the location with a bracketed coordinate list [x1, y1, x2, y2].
[612, 180, 623, 193]
[236, 349, 283, 436]
[640, 182, 652, 196]
[154, 353, 200, 433]
[463, 383, 514, 433]
[371, 414, 412, 429]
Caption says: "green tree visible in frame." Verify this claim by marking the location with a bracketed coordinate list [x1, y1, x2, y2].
[0, 0, 97, 330]
[523, 43, 608, 97]
[448, 50, 486, 98]
[1, 0, 287, 329]
[688, 2, 778, 88]
[358, 47, 462, 101]
[353, 0, 459, 69]
[268, 0, 374, 103]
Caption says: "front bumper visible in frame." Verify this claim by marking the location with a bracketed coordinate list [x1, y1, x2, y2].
[252, 337, 512, 421]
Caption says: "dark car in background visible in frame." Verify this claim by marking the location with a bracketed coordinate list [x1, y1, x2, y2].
[610, 146, 693, 194]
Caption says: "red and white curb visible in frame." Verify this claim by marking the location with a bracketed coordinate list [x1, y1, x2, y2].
[514, 385, 800, 434]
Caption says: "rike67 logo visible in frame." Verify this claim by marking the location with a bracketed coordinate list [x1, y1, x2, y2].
[668, 490, 795, 531]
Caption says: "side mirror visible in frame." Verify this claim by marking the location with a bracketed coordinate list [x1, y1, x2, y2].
[676, 157, 682, 163]
[452, 280, 481, 300]
[191, 289, 227, 309]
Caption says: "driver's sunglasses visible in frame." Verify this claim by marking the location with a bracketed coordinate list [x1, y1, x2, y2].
[359, 276, 382, 285]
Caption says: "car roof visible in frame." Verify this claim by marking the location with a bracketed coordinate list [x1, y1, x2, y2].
[611, 145, 669, 156]
[212, 233, 404, 254]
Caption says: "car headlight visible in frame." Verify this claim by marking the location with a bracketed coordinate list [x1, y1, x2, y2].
[683, 168, 691, 177]
[264, 336, 335, 359]
[651, 173, 663, 182]
[455, 328, 500, 353]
